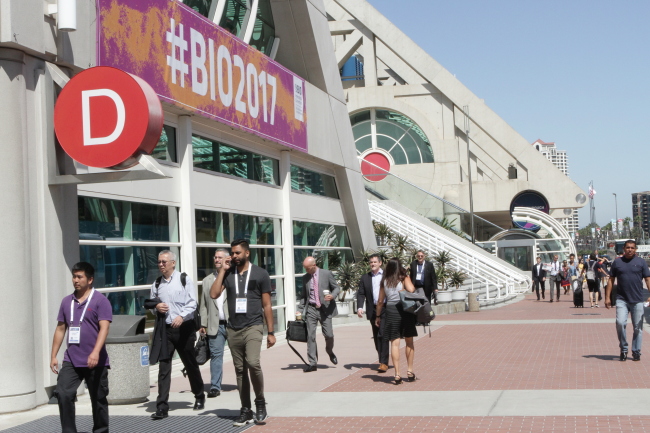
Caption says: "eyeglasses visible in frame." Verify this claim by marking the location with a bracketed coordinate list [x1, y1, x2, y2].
[157, 260, 173, 265]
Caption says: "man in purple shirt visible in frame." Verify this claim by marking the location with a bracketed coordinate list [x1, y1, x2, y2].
[50, 262, 112, 433]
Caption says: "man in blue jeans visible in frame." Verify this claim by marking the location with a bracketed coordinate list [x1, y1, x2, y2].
[605, 240, 650, 361]
[200, 248, 229, 397]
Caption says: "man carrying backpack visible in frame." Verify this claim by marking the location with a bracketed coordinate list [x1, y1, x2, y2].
[605, 240, 650, 362]
[148, 250, 204, 420]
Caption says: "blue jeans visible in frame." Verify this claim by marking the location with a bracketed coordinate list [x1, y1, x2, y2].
[208, 325, 227, 391]
[616, 299, 644, 354]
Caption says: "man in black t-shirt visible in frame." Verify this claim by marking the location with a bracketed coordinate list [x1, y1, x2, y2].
[210, 239, 275, 426]
[605, 240, 650, 361]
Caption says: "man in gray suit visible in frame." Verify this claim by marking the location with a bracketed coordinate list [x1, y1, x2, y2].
[300, 256, 340, 373]
[199, 249, 229, 398]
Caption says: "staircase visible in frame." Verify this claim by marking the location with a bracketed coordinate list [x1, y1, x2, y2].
[369, 200, 531, 304]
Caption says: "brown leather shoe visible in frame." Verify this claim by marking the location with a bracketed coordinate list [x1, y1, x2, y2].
[377, 364, 388, 373]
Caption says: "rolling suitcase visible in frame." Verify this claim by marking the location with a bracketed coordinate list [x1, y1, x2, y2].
[572, 280, 584, 308]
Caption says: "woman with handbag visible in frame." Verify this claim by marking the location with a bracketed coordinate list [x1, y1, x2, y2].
[375, 258, 417, 385]
[561, 261, 571, 295]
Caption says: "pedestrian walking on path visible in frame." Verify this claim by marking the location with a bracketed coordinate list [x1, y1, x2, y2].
[210, 239, 275, 426]
[605, 240, 650, 361]
[357, 253, 389, 372]
[50, 262, 112, 433]
[375, 258, 417, 385]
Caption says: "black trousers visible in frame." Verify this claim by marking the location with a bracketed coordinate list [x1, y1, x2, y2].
[56, 362, 109, 433]
[370, 310, 389, 365]
[533, 279, 546, 299]
[156, 321, 205, 411]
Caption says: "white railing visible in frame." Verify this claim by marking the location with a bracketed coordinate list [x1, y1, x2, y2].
[369, 201, 532, 299]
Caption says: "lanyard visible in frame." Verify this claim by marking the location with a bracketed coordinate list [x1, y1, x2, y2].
[235, 264, 252, 297]
[418, 263, 423, 273]
[70, 289, 95, 326]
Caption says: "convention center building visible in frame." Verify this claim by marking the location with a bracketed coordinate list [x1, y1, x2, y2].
[0, 0, 584, 413]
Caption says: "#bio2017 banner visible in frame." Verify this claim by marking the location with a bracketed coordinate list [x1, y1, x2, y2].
[97, 0, 307, 152]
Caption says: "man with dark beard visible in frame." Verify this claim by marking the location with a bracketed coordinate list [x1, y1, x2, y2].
[210, 239, 275, 426]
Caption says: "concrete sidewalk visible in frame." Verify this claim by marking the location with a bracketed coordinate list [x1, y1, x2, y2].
[3, 291, 650, 432]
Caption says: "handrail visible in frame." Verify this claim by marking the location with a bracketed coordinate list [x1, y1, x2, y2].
[360, 157, 503, 234]
[369, 201, 531, 299]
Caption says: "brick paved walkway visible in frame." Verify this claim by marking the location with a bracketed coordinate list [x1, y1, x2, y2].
[4, 290, 650, 433]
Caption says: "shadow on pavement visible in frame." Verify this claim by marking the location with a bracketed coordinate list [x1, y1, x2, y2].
[360, 374, 396, 384]
[137, 400, 194, 413]
[582, 354, 620, 361]
[280, 364, 332, 370]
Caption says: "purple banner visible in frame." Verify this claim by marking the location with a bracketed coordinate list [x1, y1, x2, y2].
[97, 0, 307, 151]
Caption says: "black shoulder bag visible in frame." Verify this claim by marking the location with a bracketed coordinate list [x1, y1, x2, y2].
[286, 303, 309, 365]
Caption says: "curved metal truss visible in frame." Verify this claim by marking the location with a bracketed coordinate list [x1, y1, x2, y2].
[511, 206, 577, 257]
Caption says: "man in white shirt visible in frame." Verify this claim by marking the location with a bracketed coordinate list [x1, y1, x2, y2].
[357, 254, 389, 372]
[200, 249, 229, 398]
[549, 255, 562, 302]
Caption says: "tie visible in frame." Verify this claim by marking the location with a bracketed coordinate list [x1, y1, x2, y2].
[313, 273, 320, 308]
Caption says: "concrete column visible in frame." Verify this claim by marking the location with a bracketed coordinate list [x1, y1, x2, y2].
[177, 115, 197, 285]
[280, 151, 297, 322]
[0, 48, 37, 412]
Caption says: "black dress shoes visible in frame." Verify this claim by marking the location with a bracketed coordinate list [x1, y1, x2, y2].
[194, 397, 205, 410]
[633, 351, 641, 361]
[329, 354, 338, 365]
[303, 365, 318, 373]
[151, 410, 168, 420]
[207, 389, 221, 398]
[620, 352, 627, 361]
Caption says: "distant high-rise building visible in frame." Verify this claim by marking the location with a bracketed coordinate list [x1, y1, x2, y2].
[632, 192, 650, 237]
[532, 139, 579, 234]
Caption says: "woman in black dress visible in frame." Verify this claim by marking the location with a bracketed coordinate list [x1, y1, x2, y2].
[375, 258, 417, 384]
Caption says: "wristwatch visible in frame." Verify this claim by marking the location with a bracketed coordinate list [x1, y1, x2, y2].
[267, 331, 274, 336]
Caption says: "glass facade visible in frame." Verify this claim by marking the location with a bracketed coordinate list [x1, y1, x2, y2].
[291, 165, 339, 199]
[151, 125, 177, 163]
[219, 0, 248, 36]
[193, 134, 279, 185]
[351, 109, 434, 165]
[249, 0, 275, 55]
[182, 0, 213, 17]
[292, 220, 353, 303]
[195, 209, 286, 331]
[78, 196, 180, 329]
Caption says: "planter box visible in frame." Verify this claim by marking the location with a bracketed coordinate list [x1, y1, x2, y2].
[437, 291, 452, 304]
[451, 289, 468, 302]
[336, 300, 351, 316]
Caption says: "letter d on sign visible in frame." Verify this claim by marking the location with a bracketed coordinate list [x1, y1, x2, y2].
[82, 89, 126, 146]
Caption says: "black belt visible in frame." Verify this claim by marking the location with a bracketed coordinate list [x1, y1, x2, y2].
[309, 303, 320, 307]
[219, 320, 227, 325]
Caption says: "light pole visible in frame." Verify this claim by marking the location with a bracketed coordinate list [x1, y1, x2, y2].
[613, 193, 618, 237]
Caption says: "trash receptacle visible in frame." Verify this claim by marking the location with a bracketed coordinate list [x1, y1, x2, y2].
[468, 292, 480, 312]
[105, 315, 150, 405]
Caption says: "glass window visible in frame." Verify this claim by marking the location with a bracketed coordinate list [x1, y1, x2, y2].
[80, 245, 180, 288]
[290, 165, 339, 199]
[219, 0, 248, 37]
[192, 134, 279, 185]
[269, 308, 285, 333]
[350, 109, 434, 165]
[270, 278, 284, 307]
[196, 247, 282, 280]
[151, 125, 177, 163]
[294, 248, 353, 273]
[195, 210, 282, 245]
[79, 197, 178, 242]
[249, 0, 275, 55]
[182, 0, 213, 17]
[292, 221, 350, 247]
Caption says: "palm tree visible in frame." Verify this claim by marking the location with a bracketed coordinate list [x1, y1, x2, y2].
[449, 270, 468, 290]
[390, 234, 410, 254]
[433, 251, 453, 290]
[372, 221, 392, 246]
[333, 262, 362, 301]
[624, 217, 632, 238]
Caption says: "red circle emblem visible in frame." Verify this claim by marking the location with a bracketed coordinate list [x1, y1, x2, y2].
[54, 67, 163, 169]
[361, 152, 391, 182]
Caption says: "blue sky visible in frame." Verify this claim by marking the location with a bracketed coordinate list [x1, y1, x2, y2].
[368, 0, 650, 227]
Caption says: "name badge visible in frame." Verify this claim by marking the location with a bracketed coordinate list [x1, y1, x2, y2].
[69, 327, 81, 344]
[416, 273, 422, 280]
[236, 298, 247, 314]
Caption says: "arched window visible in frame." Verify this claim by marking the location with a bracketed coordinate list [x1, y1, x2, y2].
[350, 109, 434, 165]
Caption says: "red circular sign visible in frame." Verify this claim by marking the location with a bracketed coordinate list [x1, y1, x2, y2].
[54, 67, 163, 169]
[361, 152, 391, 182]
